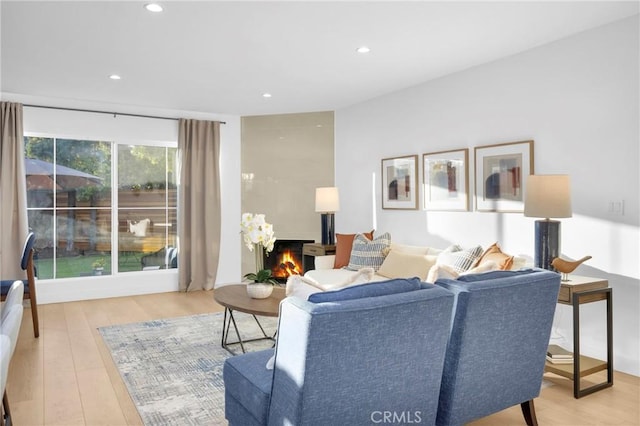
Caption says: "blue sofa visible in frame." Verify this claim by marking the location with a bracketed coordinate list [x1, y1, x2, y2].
[223, 269, 560, 426]
[223, 278, 455, 425]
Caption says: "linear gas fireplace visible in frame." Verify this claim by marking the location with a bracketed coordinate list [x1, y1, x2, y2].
[264, 239, 314, 283]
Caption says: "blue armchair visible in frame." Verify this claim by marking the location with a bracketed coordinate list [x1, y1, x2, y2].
[223, 278, 454, 426]
[434, 269, 561, 426]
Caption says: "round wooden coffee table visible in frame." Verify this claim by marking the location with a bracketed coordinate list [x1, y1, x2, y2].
[213, 284, 285, 354]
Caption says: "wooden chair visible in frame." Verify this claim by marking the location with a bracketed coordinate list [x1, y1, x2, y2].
[1, 232, 39, 337]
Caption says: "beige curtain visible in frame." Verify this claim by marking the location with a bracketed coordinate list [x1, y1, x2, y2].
[177, 119, 221, 291]
[0, 102, 28, 277]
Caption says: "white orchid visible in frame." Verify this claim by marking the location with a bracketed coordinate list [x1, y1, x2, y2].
[241, 213, 278, 284]
[241, 213, 276, 254]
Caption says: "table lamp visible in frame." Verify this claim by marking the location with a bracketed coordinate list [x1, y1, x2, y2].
[315, 187, 340, 245]
[524, 175, 572, 271]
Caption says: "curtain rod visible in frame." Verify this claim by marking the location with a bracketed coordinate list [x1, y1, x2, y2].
[23, 104, 226, 124]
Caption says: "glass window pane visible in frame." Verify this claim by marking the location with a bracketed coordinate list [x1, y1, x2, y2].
[119, 146, 175, 208]
[168, 147, 177, 208]
[118, 208, 176, 272]
[56, 139, 111, 205]
[25, 137, 55, 208]
[28, 210, 53, 280]
[56, 209, 112, 278]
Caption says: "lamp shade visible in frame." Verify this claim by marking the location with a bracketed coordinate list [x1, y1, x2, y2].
[524, 175, 572, 219]
[315, 187, 340, 212]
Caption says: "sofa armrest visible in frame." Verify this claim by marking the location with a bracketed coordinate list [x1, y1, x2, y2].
[313, 255, 335, 270]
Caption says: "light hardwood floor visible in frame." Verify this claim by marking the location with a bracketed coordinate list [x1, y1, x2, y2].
[4, 290, 639, 425]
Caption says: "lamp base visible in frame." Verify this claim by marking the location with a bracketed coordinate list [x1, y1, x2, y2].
[320, 213, 335, 245]
[534, 219, 560, 271]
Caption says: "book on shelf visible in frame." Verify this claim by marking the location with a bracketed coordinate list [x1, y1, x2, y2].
[547, 344, 573, 359]
[546, 355, 573, 364]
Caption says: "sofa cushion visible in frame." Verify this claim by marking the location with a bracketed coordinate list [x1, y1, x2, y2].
[334, 231, 374, 268]
[346, 232, 391, 271]
[223, 349, 275, 424]
[377, 250, 437, 281]
[473, 242, 514, 270]
[436, 245, 483, 273]
[388, 242, 442, 256]
[308, 277, 421, 303]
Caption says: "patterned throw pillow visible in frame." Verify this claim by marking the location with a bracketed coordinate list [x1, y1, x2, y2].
[346, 232, 391, 271]
[333, 231, 375, 268]
[436, 245, 483, 273]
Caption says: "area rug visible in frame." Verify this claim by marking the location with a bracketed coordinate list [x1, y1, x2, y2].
[99, 312, 277, 426]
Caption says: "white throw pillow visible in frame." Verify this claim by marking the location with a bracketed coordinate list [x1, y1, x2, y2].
[511, 256, 528, 270]
[377, 250, 437, 281]
[426, 264, 459, 283]
[427, 260, 499, 282]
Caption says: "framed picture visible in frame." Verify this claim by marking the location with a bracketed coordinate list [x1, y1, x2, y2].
[474, 140, 534, 212]
[422, 149, 469, 211]
[381, 155, 419, 210]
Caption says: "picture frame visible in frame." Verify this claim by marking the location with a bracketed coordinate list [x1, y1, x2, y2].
[422, 149, 469, 211]
[381, 155, 419, 210]
[474, 140, 534, 212]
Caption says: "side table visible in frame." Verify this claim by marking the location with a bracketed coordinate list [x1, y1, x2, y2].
[544, 275, 613, 398]
[302, 243, 336, 271]
[213, 284, 285, 355]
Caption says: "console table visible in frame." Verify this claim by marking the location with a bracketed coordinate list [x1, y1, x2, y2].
[544, 275, 613, 398]
[302, 243, 336, 272]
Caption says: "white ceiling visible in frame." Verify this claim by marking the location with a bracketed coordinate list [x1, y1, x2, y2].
[1, 1, 638, 117]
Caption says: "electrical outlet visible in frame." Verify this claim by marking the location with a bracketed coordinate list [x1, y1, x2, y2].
[607, 200, 625, 216]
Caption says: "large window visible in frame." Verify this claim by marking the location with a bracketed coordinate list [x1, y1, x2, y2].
[25, 136, 177, 279]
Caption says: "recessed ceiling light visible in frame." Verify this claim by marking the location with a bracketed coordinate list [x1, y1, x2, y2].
[109, 74, 121, 80]
[144, 3, 163, 12]
[262, 93, 272, 98]
[356, 46, 371, 54]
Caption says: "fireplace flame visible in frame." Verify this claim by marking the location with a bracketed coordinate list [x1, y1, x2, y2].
[273, 249, 303, 278]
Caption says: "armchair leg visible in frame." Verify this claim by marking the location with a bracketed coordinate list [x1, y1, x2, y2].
[520, 399, 538, 426]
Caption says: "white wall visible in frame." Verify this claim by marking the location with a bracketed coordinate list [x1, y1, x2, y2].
[335, 16, 639, 375]
[0, 94, 241, 302]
